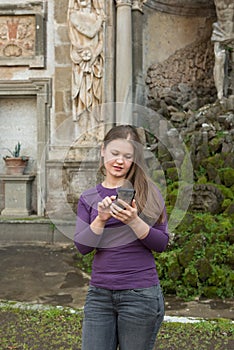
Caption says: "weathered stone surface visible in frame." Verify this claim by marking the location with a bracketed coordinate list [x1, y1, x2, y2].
[55, 44, 71, 65]
[0, 175, 35, 216]
[206, 163, 221, 184]
[54, 0, 69, 24]
[146, 0, 215, 17]
[55, 67, 71, 91]
[56, 26, 70, 43]
[55, 91, 65, 113]
[147, 39, 215, 112]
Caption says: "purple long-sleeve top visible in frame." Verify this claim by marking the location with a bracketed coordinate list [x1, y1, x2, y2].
[74, 183, 169, 290]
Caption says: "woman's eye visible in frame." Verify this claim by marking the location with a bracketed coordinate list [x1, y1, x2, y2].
[110, 151, 133, 159]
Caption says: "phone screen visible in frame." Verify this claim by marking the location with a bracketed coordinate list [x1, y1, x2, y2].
[115, 188, 135, 209]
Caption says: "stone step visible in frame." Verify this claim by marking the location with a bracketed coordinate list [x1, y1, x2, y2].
[0, 218, 72, 244]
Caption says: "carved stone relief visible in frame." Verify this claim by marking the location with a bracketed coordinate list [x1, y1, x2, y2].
[190, 184, 224, 214]
[0, 2, 46, 67]
[0, 16, 35, 58]
[67, 0, 106, 121]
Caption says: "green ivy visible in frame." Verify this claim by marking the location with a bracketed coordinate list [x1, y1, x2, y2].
[154, 212, 234, 300]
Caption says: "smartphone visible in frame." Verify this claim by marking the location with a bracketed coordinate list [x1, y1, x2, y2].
[115, 188, 136, 209]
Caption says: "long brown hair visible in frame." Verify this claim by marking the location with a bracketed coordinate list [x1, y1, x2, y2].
[100, 125, 165, 224]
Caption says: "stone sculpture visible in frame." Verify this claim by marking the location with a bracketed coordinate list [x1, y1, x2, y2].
[190, 184, 224, 214]
[68, 0, 105, 121]
[211, 0, 234, 100]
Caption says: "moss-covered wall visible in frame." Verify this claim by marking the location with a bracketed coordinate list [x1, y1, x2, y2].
[147, 96, 234, 300]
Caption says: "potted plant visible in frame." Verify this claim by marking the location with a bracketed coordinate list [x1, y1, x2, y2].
[3, 142, 29, 175]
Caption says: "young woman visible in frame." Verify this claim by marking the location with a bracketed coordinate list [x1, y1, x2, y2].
[74, 124, 169, 350]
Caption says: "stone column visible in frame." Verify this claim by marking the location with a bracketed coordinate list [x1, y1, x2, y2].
[115, 0, 133, 123]
[132, 1, 146, 107]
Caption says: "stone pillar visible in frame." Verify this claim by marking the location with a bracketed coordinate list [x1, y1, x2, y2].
[132, 1, 146, 107]
[115, 0, 132, 123]
[0, 175, 35, 217]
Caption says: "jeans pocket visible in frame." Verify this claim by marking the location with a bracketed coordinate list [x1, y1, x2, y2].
[128, 285, 160, 299]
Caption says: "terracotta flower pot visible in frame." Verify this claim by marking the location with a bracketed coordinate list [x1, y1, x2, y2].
[3, 157, 29, 175]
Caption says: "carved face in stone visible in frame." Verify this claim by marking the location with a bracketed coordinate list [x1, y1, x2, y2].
[215, 0, 234, 22]
[190, 185, 223, 214]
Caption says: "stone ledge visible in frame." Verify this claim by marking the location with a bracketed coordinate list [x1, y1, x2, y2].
[0, 218, 73, 244]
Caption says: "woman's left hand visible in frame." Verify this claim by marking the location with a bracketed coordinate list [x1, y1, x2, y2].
[110, 199, 150, 240]
[110, 199, 138, 224]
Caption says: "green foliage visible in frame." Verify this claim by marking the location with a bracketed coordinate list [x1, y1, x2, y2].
[195, 165, 206, 179]
[201, 154, 224, 169]
[157, 318, 234, 350]
[5, 141, 21, 158]
[75, 250, 95, 274]
[166, 167, 179, 182]
[197, 175, 207, 184]
[215, 184, 234, 200]
[219, 168, 234, 187]
[155, 212, 234, 300]
[0, 304, 83, 349]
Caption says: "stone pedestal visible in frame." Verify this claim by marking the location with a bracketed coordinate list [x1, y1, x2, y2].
[0, 175, 35, 216]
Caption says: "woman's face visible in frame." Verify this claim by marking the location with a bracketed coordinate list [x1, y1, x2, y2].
[101, 139, 134, 180]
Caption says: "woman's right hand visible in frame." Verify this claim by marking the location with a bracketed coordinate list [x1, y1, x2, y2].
[90, 196, 116, 235]
[97, 195, 116, 222]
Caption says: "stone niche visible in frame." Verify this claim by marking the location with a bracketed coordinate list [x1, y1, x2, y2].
[0, 1, 46, 68]
[0, 79, 52, 216]
[146, 0, 215, 17]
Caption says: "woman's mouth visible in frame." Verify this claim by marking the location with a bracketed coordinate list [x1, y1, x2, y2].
[113, 166, 123, 171]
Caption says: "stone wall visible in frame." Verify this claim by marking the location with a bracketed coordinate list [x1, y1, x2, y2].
[146, 38, 216, 113]
[54, 0, 72, 131]
[143, 6, 215, 78]
[144, 95, 234, 217]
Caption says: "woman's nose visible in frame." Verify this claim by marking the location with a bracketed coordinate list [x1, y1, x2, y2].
[116, 155, 124, 163]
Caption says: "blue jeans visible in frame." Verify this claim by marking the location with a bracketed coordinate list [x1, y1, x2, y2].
[82, 285, 164, 350]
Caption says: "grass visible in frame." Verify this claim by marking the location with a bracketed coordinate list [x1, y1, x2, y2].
[0, 302, 233, 350]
